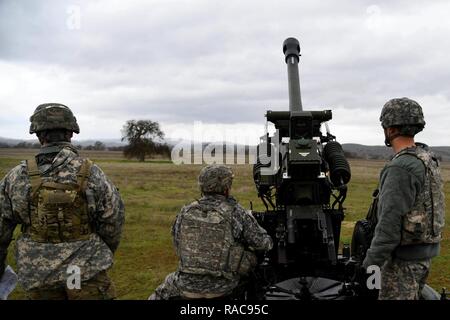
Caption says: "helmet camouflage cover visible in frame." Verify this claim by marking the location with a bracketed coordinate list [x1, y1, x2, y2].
[379, 97, 426, 131]
[198, 164, 234, 194]
[29, 103, 80, 134]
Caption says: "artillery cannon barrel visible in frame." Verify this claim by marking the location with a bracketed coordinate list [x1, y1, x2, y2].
[283, 37, 303, 111]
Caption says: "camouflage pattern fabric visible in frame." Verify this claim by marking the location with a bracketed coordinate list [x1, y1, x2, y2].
[26, 156, 93, 243]
[394, 145, 445, 245]
[0, 143, 125, 291]
[150, 193, 272, 300]
[379, 258, 431, 300]
[148, 271, 240, 300]
[379, 97, 425, 130]
[29, 103, 80, 134]
[26, 270, 116, 300]
[198, 164, 234, 194]
[148, 272, 182, 300]
[175, 195, 258, 279]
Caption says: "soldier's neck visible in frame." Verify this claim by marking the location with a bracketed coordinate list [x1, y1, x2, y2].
[391, 136, 416, 154]
[41, 141, 72, 147]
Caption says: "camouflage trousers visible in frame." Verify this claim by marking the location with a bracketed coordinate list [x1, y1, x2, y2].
[379, 258, 431, 300]
[149, 272, 238, 300]
[149, 272, 181, 300]
[26, 271, 116, 300]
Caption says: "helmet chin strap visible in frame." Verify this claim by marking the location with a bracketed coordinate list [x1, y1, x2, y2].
[384, 138, 391, 147]
[384, 130, 402, 147]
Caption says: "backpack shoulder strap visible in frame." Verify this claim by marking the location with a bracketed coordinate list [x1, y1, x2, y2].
[393, 148, 428, 173]
[27, 158, 42, 199]
[77, 158, 93, 192]
[393, 148, 419, 160]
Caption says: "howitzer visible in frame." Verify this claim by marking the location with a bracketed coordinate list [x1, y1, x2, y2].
[249, 37, 365, 300]
[247, 37, 443, 300]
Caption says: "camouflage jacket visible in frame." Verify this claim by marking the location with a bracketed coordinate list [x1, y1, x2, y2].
[171, 194, 273, 296]
[363, 143, 443, 268]
[0, 143, 125, 290]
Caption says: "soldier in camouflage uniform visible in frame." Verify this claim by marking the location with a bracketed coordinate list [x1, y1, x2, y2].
[363, 97, 445, 300]
[0, 103, 125, 299]
[149, 164, 273, 300]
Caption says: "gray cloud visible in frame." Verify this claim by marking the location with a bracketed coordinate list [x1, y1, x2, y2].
[1, 0, 450, 145]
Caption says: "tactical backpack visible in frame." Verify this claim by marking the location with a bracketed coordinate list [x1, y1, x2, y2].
[396, 147, 445, 245]
[25, 158, 94, 243]
[177, 198, 255, 279]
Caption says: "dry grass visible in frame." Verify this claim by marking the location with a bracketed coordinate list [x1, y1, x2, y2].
[0, 149, 448, 299]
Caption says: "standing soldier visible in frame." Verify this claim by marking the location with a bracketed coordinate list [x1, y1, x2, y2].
[363, 97, 445, 300]
[149, 164, 273, 300]
[0, 103, 125, 299]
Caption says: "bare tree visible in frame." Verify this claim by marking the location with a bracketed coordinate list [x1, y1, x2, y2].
[94, 141, 106, 151]
[121, 120, 164, 162]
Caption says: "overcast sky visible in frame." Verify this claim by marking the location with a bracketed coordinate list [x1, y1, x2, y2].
[1, 0, 449, 145]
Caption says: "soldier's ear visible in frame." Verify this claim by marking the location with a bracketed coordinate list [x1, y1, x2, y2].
[65, 130, 73, 141]
[388, 127, 400, 136]
[36, 132, 45, 145]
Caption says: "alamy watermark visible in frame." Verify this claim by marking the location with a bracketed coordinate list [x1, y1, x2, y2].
[365, 5, 382, 31]
[66, 5, 81, 30]
[170, 121, 279, 175]
[66, 265, 81, 290]
[366, 265, 381, 290]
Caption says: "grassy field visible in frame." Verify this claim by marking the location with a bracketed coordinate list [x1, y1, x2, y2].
[0, 149, 449, 299]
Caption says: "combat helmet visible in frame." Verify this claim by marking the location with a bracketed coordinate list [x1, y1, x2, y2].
[198, 164, 234, 194]
[379, 97, 425, 135]
[29, 103, 80, 134]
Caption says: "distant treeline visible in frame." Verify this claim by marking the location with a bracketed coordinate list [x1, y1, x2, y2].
[0, 141, 41, 149]
[1, 141, 445, 162]
[0, 141, 172, 154]
[0, 141, 112, 150]
[0, 140, 171, 155]
[343, 150, 443, 161]
[343, 150, 388, 160]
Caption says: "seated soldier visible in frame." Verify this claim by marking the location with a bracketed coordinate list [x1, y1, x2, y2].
[149, 164, 273, 300]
